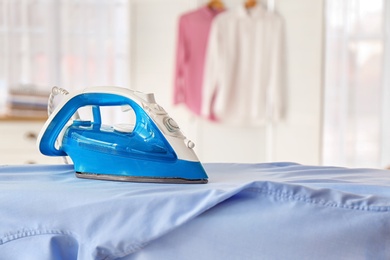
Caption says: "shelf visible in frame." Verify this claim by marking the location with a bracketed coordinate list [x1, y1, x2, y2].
[0, 115, 48, 122]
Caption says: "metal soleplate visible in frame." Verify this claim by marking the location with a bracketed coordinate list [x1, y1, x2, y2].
[75, 172, 208, 184]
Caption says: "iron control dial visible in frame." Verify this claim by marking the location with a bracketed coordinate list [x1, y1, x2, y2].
[164, 117, 180, 132]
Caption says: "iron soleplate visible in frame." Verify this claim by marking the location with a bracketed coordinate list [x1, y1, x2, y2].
[76, 172, 208, 184]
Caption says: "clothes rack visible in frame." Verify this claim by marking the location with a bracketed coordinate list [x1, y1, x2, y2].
[207, 0, 225, 10]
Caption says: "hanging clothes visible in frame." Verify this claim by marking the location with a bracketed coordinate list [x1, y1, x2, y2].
[202, 5, 286, 125]
[173, 6, 224, 116]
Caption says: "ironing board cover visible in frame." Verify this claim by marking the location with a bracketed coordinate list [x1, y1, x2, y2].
[0, 162, 390, 259]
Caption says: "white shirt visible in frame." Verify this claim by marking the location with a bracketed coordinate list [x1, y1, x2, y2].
[202, 5, 286, 125]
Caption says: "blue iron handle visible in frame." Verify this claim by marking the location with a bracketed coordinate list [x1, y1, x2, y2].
[39, 93, 145, 156]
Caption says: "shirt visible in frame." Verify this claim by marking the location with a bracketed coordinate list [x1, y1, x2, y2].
[173, 6, 223, 116]
[1, 163, 390, 259]
[202, 5, 285, 125]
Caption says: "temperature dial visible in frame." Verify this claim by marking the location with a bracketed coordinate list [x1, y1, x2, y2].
[164, 117, 180, 132]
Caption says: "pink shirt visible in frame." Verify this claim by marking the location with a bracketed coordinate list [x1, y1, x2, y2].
[173, 6, 223, 115]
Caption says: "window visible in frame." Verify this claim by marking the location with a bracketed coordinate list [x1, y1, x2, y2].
[323, 0, 386, 167]
[0, 0, 129, 115]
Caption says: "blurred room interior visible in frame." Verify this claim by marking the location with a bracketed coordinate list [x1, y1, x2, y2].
[0, 0, 388, 169]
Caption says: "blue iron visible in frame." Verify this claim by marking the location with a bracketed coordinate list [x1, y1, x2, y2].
[37, 86, 208, 184]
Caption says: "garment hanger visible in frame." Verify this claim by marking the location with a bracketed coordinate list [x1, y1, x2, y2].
[207, 0, 225, 11]
[244, 0, 257, 9]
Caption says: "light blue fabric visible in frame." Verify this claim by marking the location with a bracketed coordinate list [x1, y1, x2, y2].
[1, 162, 390, 259]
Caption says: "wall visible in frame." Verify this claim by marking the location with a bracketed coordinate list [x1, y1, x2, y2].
[274, 0, 325, 164]
[129, 0, 324, 164]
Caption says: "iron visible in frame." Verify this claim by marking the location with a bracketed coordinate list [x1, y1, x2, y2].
[37, 86, 208, 184]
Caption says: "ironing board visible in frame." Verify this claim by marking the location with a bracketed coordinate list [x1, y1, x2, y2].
[1, 162, 390, 259]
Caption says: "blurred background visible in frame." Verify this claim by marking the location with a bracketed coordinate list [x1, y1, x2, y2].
[0, 0, 388, 169]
